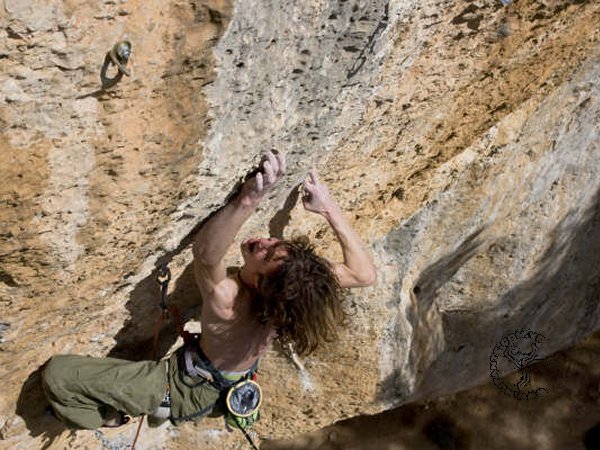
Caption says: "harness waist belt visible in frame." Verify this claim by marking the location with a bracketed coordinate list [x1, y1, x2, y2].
[182, 344, 257, 391]
[184, 349, 215, 382]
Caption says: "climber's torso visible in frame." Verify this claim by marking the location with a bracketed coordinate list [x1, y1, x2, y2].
[199, 273, 273, 372]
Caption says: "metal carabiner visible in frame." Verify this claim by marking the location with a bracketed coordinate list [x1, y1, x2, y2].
[157, 265, 171, 317]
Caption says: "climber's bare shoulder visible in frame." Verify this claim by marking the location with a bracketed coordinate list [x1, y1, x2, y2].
[198, 272, 269, 371]
[193, 258, 237, 320]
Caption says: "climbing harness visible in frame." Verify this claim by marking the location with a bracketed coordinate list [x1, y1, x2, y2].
[132, 264, 261, 450]
[171, 337, 262, 449]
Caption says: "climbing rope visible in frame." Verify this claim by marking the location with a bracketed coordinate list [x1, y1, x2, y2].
[234, 416, 260, 450]
[131, 265, 172, 450]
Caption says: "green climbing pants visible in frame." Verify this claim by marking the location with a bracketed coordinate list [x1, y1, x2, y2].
[42, 355, 167, 429]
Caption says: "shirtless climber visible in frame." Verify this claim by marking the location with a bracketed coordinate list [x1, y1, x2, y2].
[42, 151, 377, 430]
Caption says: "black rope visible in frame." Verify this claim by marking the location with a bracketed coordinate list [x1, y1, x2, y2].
[234, 416, 259, 450]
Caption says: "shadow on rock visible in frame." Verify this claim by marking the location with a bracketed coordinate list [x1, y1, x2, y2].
[108, 263, 201, 360]
[15, 362, 66, 449]
[263, 327, 600, 450]
[106, 170, 256, 360]
[269, 183, 301, 239]
[411, 227, 485, 311]
[377, 227, 486, 403]
[106, 155, 292, 360]
[379, 185, 600, 403]
[584, 421, 600, 450]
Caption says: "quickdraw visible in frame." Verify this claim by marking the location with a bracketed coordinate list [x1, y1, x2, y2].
[153, 265, 187, 350]
[109, 40, 132, 77]
[132, 264, 178, 450]
[100, 41, 132, 89]
[157, 265, 171, 317]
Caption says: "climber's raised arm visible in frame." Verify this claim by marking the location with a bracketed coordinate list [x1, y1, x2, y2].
[193, 151, 286, 293]
[301, 169, 377, 288]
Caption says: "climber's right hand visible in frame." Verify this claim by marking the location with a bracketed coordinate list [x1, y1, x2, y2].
[239, 151, 286, 207]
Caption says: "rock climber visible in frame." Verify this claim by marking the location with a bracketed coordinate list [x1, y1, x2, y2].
[42, 151, 377, 430]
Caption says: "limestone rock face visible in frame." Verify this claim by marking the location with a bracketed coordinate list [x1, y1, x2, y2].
[1, 0, 599, 449]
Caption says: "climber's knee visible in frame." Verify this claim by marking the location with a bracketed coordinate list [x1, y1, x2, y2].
[42, 355, 74, 395]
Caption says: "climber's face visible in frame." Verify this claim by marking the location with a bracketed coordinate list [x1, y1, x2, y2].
[241, 237, 287, 276]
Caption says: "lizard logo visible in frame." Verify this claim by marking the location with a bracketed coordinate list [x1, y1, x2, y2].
[490, 329, 549, 400]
